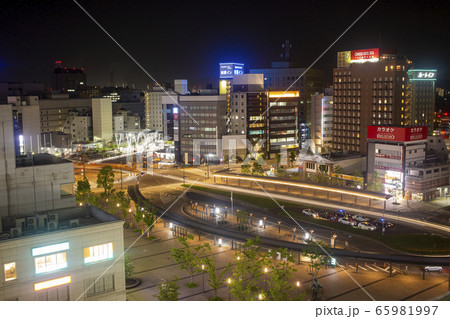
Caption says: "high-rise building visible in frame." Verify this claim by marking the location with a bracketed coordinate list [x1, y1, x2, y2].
[405, 69, 437, 132]
[63, 109, 92, 143]
[332, 48, 410, 154]
[113, 109, 140, 131]
[145, 90, 164, 131]
[311, 91, 333, 154]
[219, 63, 245, 134]
[51, 61, 87, 93]
[92, 98, 113, 142]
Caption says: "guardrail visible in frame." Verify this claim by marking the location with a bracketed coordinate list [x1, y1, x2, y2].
[127, 185, 450, 267]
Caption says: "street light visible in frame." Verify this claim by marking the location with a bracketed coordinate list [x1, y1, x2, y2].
[293, 227, 297, 240]
[227, 278, 232, 300]
[249, 213, 253, 225]
[263, 216, 267, 229]
[218, 238, 222, 247]
[264, 267, 268, 290]
[259, 219, 263, 227]
[296, 281, 301, 298]
[201, 264, 205, 292]
[258, 293, 263, 301]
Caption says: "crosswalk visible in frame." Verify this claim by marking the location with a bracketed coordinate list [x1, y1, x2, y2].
[340, 262, 403, 274]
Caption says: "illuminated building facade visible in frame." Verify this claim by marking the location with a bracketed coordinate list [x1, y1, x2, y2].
[311, 91, 333, 154]
[333, 48, 410, 154]
[367, 125, 450, 201]
[219, 63, 245, 134]
[405, 69, 437, 132]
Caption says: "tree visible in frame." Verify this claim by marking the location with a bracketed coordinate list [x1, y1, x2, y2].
[124, 254, 134, 279]
[274, 167, 286, 177]
[97, 165, 115, 195]
[303, 241, 331, 281]
[171, 235, 210, 287]
[289, 151, 296, 167]
[203, 244, 232, 300]
[75, 177, 91, 203]
[367, 170, 383, 192]
[115, 190, 131, 219]
[252, 161, 265, 176]
[142, 206, 157, 237]
[229, 238, 268, 301]
[265, 248, 298, 301]
[331, 165, 344, 186]
[241, 164, 251, 175]
[274, 153, 281, 166]
[155, 277, 180, 301]
[316, 164, 329, 184]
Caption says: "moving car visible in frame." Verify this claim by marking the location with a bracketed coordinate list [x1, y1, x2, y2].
[318, 211, 334, 220]
[338, 217, 357, 226]
[425, 266, 443, 272]
[374, 219, 394, 229]
[358, 222, 376, 231]
[353, 215, 369, 222]
[302, 209, 318, 218]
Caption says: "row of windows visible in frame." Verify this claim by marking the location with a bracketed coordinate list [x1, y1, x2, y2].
[2, 242, 113, 283]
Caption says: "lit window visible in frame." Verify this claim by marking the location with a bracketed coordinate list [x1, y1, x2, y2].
[84, 243, 113, 264]
[35, 276, 71, 291]
[32, 242, 69, 256]
[4, 262, 16, 281]
[35, 253, 67, 274]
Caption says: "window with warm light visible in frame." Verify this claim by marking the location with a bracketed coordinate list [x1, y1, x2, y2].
[35, 253, 67, 274]
[84, 243, 113, 264]
[4, 262, 17, 281]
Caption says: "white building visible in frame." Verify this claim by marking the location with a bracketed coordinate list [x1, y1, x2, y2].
[92, 98, 113, 142]
[63, 109, 92, 143]
[311, 92, 333, 154]
[113, 109, 140, 132]
[144, 91, 163, 131]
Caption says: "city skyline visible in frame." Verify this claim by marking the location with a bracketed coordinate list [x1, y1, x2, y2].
[0, 0, 449, 89]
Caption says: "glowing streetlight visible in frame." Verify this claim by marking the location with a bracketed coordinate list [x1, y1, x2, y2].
[259, 219, 263, 227]
[277, 221, 281, 233]
[169, 222, 173, 229]
[227, 278, 232, 300]
[258, 293, 263, 300]
[116, 203, 120, 207]
[218, 238, 222, 247]
[201, 264, 205, 292]
[263, 216, 267, 229]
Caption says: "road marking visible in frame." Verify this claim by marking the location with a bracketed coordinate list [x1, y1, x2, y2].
[365, 264, 379, 272]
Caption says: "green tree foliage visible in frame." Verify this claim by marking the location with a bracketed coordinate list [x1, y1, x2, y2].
[289, 151, 296, 167]
[75, 177, 91, 203]
[265, 248, 298, 301]
[203, 244, 231, 300]
[155, 277, 180, 301]
[316, 164, 329, 184]
[241, 164, 251, 175]
[252, 161, 265, 176]
[171, 235, 210, 285]
[331, 165, 344, 186]
[236, 209, 248, 225]
[303, 241, 331, 280]
[124, 254, 134, 279]
[274, 153, 281, 165]
[115, 190, 131, 219]
[97, 165, 115, 195]
[229, 238, 268, 301]
[351, 169, 364, 188]
[367, 170, 383, 192]
[142, 206, 157, 236]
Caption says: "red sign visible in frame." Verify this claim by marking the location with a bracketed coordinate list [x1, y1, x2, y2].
[367, 126, 427, 142]
[351, 48, 379, 62]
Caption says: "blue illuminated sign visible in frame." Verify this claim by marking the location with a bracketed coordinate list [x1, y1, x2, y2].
[220, 62, 245, 79]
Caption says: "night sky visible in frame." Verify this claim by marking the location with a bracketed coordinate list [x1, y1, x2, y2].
[1, 0, 449, 89]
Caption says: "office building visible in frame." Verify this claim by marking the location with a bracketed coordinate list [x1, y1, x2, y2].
[92, 98, 113, 143]
[144, 90, 163, 131]
[311, 91, 333, 154]
[367, 125, 450, 201]
[219, 63, 245, 134]
[63, 109, 92, 143]
[332, 48, 410, 154]
[405, 69, 437, 132]
[0, 105, 125, 301]
[113, 109, 140, 132]
[51, 61, 86, 93]
[0, 82, 45, 103]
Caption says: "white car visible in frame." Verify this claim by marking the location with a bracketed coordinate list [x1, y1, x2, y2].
[358, 222, 376, 231]
[353, 215, 369, 222]
[302, 209, 318, 218]
[425, 266, 443, 272]
[338, 217, 357, 226]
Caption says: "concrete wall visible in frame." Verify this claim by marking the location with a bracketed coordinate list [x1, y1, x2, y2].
[0, 219, 125, 301]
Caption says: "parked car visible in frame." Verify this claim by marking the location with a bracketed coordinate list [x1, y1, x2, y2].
[318, 211, 334, 220]
[338, 217, 357, 226]
[353, 215, 369, 222]
[302, 209, 318, 218]
[374, 219, 394, 229]
[358, 222, 376, 231]
[425, 266, 443, 272]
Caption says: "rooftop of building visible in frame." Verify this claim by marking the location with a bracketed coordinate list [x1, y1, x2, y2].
[0, 205, 122, 242]
[15, 153, 72, 168]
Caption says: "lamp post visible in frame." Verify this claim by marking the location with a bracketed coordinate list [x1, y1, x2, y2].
[264, 267, 268, 290]
[293, 227, 297, 241]
[227, 278, 231, 300]
[331, 234, 337, 248]
[249, 213, 253, 226]
[278, 221, 281, 233]
[258, 293, 264, 301]
[201, 264, 205, 292]
[296, 281, 301, 299]
[263, 216, 267, 229]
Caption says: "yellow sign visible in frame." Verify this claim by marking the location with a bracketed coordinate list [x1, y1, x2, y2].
[268, 91, 300, 98]
[219, 80, 227, 95]
[35, 276, 71, 291]
[331, 173, 364, 182]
